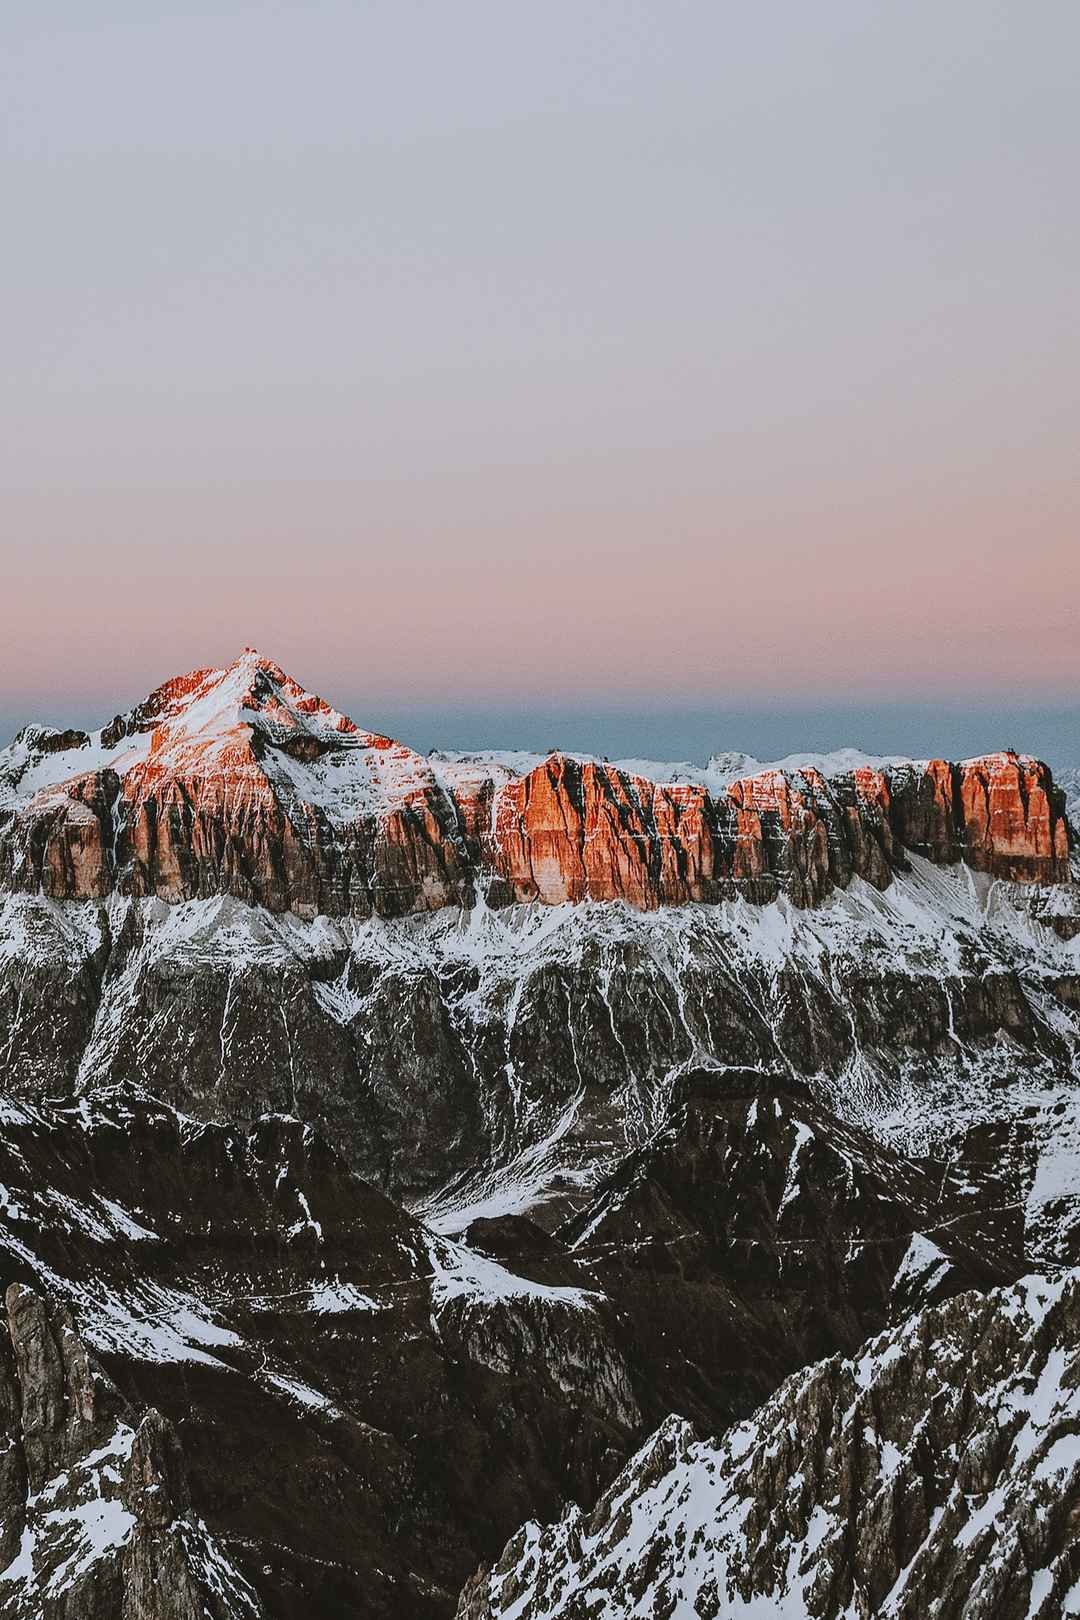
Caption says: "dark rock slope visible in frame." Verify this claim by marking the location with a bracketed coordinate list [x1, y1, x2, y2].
[557, 1068, 1023, 1430]
[0, 1071, 1025, 1619]
[1, 861, 1076, 1264]
[1, 1282, 262, 1619]
[457, 1271, 1080, 1620]
[0, 652, 1076, 1257]
[0, 1092, 639, 1617]
[0, 654, 1076, 1619]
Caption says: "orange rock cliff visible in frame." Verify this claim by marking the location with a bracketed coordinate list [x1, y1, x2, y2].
[0, 653, 1071, 917]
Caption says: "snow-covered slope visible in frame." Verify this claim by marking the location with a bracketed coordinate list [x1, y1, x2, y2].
[1060, 765, 1080, 834]
[0, 655, 1076, 1620]
[0, 648, 439, 825]
[0, 1090, 643, 1618]
[458, 1272, 1080, 1620]
[2, 839, 1077, 1254]
[0, 1284, 262, 1620]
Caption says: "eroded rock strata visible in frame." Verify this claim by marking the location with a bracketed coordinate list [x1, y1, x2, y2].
[557, 1068, 1023, 1430]
[1, 1283, 261, 1620]
[457, 1272, 1080, 1620]
[1, 651, 1078, 1620]
[1, 860, 1077, 1260]
[0, 1095, 642, 1617]
[0, 1075, 1031, 1619]
[0, 652, 1070, 919]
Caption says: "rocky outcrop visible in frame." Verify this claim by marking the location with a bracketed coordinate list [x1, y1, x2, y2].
[119, 1409, 263, 1620]
[0, 1285, 262, 1620]
[1, 654, 1076, 1620]
[888, 753, 1072, 882]
[3, 1283, 114, 1498]
[559, 1069, 1023, 1430]
[0, 1095, 643, 1619]
[1, 833, 1078, 1254]
[0, 654, 472, 918]
[456, 1271, 1080, 1620]
[1, 1059, 1031, 1620]
[487, 757, 869, 908]
[0, 653, 1071, 920]
[428, 1235, 641, 1432]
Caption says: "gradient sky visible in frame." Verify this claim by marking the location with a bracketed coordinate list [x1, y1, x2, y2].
[3, 3, 1078, 760]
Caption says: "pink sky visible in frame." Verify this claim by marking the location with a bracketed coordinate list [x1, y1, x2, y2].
[2, 4, 1078, 731]
[6, 442, 1077, 723]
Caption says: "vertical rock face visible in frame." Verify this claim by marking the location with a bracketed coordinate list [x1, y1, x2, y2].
[0, 1296, 29, 1573]
[110, 656, 471, 918]
[0, 654, 1072, 919]
[489, 749, 1070, 909]
[456, 1273, 1080, 1620]
[0, 651, 474, 919]
[889, 753, 1071, 881]
[491, 757, 714, 908]
[957, 752, 1071, 881]
[887, 757, 962, 864]
[120, 1409, 256, 1620]
[0, 1285, 263, 1620]
[4, 1282, 115, 1495]
[488, 755, 899, 909]
[123, 1408, 191, 1526]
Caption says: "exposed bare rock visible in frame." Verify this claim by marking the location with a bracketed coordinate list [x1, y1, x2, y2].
[457, 1272, 1080, 1620]
[0, 1095, 645, 1618]
[0, 1287, 261, 1620]
[958, 753, 1071, 881]
[0, 655, 1071, 920]
[558, 1069, 1024, 1431]
[1, 814, 1078, 1251]
[0, 651, 472, 919]
[4, 1283, 125, 1498]
[1, 1056, 1029, 1620]
[0, 656, 1076, 1620]
[0, 1298, 29, 1571]
[119, 1409, 260, 1620]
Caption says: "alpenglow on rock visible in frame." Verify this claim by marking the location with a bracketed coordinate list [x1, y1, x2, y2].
[0, 650, 1071, 918]
[1, 649, 1079, 1620]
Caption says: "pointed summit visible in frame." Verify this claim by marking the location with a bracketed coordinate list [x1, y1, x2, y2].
[0, 650, 467, 915]
[130, 652, 361, 772]
[0, 655, 1071, 920]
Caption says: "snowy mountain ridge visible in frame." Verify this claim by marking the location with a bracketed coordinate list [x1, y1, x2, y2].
[458, 1271, 1080, 1620]
[0, 651, 1077, 1619]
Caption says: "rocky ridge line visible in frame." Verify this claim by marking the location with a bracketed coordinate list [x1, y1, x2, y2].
[1, 1282, 261, 1619]
[456, 1271, 1080, 1620]
[0, 651, 1071, 919]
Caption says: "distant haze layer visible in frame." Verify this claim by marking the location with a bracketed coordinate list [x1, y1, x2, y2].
[1, 681, 1075, 775]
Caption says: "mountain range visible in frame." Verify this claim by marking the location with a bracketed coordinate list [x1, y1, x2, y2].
[1, 651, 1077, 1618]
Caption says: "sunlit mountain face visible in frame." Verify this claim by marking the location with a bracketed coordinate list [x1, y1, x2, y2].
[1, 652, 1078, 1618]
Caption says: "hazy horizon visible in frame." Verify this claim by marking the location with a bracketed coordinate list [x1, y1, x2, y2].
[2, 668, 1075, 771]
